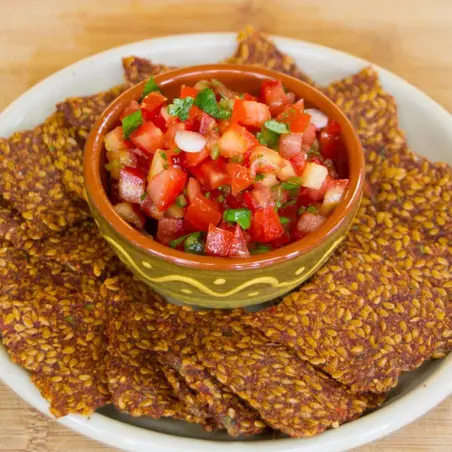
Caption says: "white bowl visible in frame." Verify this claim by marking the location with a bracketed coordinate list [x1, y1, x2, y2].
[0, 32, 451, 452]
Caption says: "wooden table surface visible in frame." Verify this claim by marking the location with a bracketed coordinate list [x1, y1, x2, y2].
[0, 0, 451, 450]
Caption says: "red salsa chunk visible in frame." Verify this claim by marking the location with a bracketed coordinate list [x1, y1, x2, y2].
[105, 76, 349, 257]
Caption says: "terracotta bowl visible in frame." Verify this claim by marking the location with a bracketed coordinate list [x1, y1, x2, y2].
[84, 64, 364, 308]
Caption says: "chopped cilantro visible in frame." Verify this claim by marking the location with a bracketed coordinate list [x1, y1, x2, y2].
[218, 185, 231, 194]
[281, 199, 297, 209]
[250, 244, 271, 255]
[122, 110, 143, 139]
[223, 208, 252, 230]
[306, 205, 319, 214]
[194, 88, 231, 120]
[264, 119, 290, 135]
[279, 216, 290, 225]
[307, 140, 320, 157]
[142, 76, 160, 98]
[205, 192, 211, 199]
[184, 233, 205, 255]
[176, 194, 187, 207]
[168, 97, 194, 121]
[281, 176, 302, 190]
[160, 151, 168, 160]
[298, 206, 306, 216]
[254, 174, 265, 182]
[140, 193, 147, 202]
[173, 147, 182, 154]
[169, 232, 202, 249]
[217, 194, 225, 203]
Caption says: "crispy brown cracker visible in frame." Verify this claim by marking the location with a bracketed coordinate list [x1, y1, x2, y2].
[0, 198, 21, 240]
[109, 301, 264, 436]
[41, 112, 86, 201]
[247, 196, 451, 393]
[326, 67, 399, 150]
[0, 128, 87, 239]
[57, 85, 126, 139]
[12, 220, 115, 278]
[196, 321, 380, 437]
[122, 56, 173, 85]
[226, 26, 316, 86]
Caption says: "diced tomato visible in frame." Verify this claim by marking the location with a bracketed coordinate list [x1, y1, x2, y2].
[184, 147, 210, 168]
[226, 163, 253, 196]
[106, 149, 138, 179]
[141, 195, 164, 220]
[186, 177, 202, 204]
[302, 123, 317, 150]
[184, 196, 222, 231]
[251, 187, 274, 209]
[295, 213, 326, 238]
[185, 105, 203, 132]
[278, 201, 298, 229]
[205, 224, 234, 257]
[141, 92, 167, 116]
[148, 151, 167, 180]
[113, 202, 146, 229]
[144, 105, 168, 131]
[270, 230, 291, 248]
[198, 159, 231, 190]
[118, 167, 146, 204]
[231, 99, 271, 128]
[120, 100, 140, 120]
[321, 179, 349, 215]
[147, 167, 187, 211]
[278, 107, 311, 133]
[279, 133, 303, 160]
[131, 148, 151, 173]
[165, 203, 185, 219]
[218, 120, 230, 134]
[224, 192, 247, 209]
[157, 218, 184, 245]
[260, 79, 289, 116]
[298, 186, 327, 206]
[163, 123, 186, 151]
[301, 162, 329, 190]
[218, 124, 253, 158]
[290, 151, 308, 176]
[243, 93, 257, 101]
[254, 173, 278, 189]
[277, 159, 297, 181]
[199, 113, 218, 135]
[249, 146, 283, 176]
[229, 224, 250, 258]
[130, 121, 164, 155]
[319, 119, 342, 159]
[180, 85, 198, 99]
[250, 207, 284, 243]
[110, 180, 121, 204]
[105, 126, 132, 153]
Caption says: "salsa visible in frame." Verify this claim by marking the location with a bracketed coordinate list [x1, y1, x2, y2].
[105, 77, 349, 257]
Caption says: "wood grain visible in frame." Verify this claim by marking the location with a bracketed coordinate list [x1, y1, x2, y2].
[0, 0, 451, 450]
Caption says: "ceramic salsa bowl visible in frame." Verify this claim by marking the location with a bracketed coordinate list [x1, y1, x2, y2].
[84, 64, 364, 308]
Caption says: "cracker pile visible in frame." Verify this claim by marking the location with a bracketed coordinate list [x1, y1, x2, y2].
[0, 26, 450, 438]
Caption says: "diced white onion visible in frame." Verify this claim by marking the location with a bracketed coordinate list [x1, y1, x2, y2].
[305, 108, 328, 130]
[174, 130, 206, 153]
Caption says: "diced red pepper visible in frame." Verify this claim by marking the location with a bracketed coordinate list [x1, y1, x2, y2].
[130, 121, 164, 155]
[118, 166, 146, 204]
[229, 224, 250, 258]
[250, 207, 284, 243]
[157, 217, 184, 245]
[147, 167, 187, 211]
[184, 196, 222, 231]
[205, 224, 234, 257]
[226, 163, 253, 196]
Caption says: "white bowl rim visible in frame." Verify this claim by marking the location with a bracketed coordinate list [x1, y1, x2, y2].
[0, 32, 451, 452]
